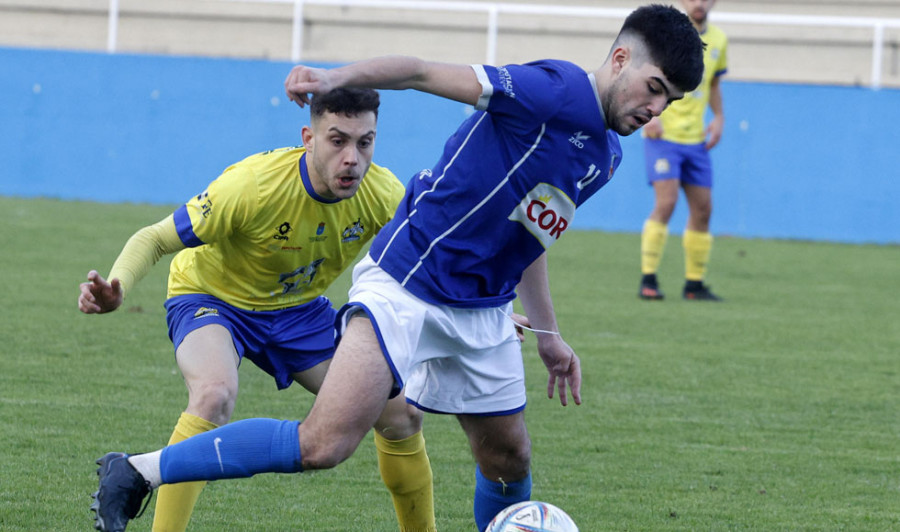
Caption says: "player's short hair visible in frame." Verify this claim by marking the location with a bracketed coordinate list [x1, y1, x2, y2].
[310, 88, 380, 122]
[615, 4, 705, 92]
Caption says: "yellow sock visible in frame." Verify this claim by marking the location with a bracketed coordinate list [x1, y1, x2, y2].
[374, 431, 436, 532]
[641, 219, 669, 275]
[151, 412, 218, 532]
[683, 229, 713, 281]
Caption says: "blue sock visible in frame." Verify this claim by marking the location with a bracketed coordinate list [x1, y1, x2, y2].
[473, 465, 532, 532]
[159, 418, 301, 484]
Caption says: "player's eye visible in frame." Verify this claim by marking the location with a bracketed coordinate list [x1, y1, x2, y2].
[648, 83, 661, 95]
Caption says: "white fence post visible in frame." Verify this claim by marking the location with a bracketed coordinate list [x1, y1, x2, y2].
[872, 23, 885, 89]
[486, 5, 498, 65]
[292, 0, 305, 63]
[107, 0, 119, 53]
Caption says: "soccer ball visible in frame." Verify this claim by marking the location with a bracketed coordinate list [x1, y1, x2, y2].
[485, 500, 579, 532]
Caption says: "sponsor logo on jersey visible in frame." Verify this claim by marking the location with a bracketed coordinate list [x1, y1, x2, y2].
[341, 218, 365, 243]
[568, 131, 590, 149]
[309, 222, 328, 242]
[274, 258, 325, 295]
[193, 307, 219, 319]
[508, 183, 576, 249]
[273, 221, 293, 241]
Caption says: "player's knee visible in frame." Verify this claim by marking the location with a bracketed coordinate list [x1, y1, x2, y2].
[654, 200, 677, 220]
[300, 436, 359, 470]
[374, 401, 423, 439]
[480, 437, 532, 480]
[187, 381, 237, 425]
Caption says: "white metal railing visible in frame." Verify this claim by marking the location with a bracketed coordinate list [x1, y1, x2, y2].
[105, 0, 900, 89]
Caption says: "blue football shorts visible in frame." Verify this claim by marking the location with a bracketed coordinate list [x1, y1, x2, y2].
[165, 294, 337, 390]
[644, 138, 713, 187]
[336, 255, 526, 416]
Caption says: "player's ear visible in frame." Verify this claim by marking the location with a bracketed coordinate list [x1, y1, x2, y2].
[611, 46, 630, 76]
[301, 125, 314, 149]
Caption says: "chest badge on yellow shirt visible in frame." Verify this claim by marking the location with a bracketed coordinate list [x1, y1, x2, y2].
[342, 218, 365, 243]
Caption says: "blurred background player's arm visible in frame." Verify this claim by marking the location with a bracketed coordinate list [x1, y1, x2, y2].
[643, 116, 664, 139]
[705, 74, 724, 150]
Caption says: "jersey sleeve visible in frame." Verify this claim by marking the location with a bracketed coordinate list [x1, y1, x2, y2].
[107, 214, 184, 296]
[714, 29, 729, 78]
[472, 61, 569, 131]
[173, 165, 259, 248]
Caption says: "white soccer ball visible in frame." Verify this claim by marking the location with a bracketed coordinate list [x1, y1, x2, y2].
[485, 500, 579, 532]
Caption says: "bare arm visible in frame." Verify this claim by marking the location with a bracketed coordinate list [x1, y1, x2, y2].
[705, 75, 724, 150]
[285, 55, 482, 108]
[516, 253, 582, 406]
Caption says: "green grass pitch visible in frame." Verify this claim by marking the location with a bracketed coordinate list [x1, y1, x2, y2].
[0, 196, 897, 531]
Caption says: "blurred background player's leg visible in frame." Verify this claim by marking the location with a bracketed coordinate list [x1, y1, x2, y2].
[640, 178, 679, 300]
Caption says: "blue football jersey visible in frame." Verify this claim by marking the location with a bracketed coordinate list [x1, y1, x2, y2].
[369, 60, 623, 308]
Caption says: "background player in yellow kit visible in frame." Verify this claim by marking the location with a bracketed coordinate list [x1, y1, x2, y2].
[78, 88, 435, 532]
[639, 0, 727, 301]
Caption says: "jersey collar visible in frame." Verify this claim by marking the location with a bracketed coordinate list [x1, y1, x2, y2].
[588, 72, 608, 130]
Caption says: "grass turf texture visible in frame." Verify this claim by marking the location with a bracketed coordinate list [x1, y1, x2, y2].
[1, 196, 897, 531]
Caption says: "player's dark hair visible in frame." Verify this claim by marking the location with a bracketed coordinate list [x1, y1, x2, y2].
[617, 4, 705, 92]
[310, 88, 380, 121]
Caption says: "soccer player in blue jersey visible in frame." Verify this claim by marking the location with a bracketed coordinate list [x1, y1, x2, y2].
[79, 88, 435, 532]
[639, 0, 728, 301]
[88, 5, 705, 531]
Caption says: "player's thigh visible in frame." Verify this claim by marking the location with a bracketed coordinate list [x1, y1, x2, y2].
[175, 323, 240, 386]
[457, 411, 531, 478]
[653, 178, 680, 204]
[302, 316, 396, 454]
[290, 358, 331, 395]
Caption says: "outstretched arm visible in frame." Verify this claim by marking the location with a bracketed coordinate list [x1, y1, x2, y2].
[516, 253, 582, 406]
[78, 214, 185, 314]
[285, 55, 482, 108]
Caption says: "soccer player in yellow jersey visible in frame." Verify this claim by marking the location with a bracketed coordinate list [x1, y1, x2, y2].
[640, 0, 727, 301]
[78, 88, 436, 532]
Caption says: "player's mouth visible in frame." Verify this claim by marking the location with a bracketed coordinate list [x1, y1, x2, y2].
[337, 174, 359, 188]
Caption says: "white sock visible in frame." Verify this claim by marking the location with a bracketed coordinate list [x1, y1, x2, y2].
[127, 450, 163, 488]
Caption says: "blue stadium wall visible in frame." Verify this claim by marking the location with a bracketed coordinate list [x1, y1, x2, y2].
[2, 47, 897, 244]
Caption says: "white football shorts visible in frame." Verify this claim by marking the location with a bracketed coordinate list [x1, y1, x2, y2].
[337, 255, 526, 415]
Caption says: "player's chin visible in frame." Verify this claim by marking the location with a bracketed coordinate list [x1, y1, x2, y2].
[334, 182, 361, 199]
[610, 115, 643, 136]
[614, 122, 640, 137]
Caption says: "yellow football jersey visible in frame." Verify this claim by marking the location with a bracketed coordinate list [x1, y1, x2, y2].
[659, 23, 728, 145]
[167, 146, 405, 311]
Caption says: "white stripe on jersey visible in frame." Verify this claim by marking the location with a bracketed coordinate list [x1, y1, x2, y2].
[414, 113, 488, 207]
[375, 113, 488, 267]
[399, 123, 547, 287]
